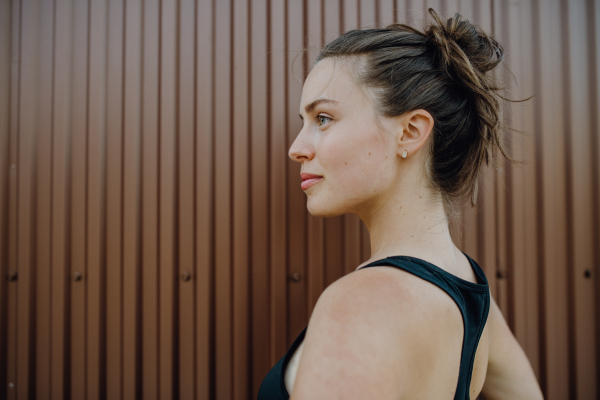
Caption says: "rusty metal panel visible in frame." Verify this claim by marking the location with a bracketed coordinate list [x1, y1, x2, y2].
[0, 1, 598, 399]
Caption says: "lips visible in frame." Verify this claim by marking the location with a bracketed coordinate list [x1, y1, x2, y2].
[300, 172, 323, 190]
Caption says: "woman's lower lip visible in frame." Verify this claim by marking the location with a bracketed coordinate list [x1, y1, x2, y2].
[301, 177, 323, 190]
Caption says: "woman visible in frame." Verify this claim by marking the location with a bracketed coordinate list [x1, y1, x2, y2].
[258, 9, 543, 400]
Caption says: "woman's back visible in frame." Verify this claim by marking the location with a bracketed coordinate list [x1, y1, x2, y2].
[259, 252, 491, 399]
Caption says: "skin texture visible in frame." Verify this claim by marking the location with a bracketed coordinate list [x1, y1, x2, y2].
[287, 58, 544, 399]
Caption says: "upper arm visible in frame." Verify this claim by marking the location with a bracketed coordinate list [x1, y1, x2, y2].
[289, 268, 455, 400]
[480, 296, 544, 400]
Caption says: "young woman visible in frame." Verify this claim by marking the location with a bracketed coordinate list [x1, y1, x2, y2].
[258, 9, 543, 400]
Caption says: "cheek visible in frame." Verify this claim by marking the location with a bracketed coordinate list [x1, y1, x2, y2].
[320, 124, 392, 194]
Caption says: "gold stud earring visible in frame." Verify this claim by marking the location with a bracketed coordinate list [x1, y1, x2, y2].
[401, 150, 408, 158]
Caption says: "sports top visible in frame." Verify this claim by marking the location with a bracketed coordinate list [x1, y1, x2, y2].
[257, 252, 490, 400]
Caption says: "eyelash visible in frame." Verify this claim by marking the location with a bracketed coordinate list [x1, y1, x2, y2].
[316, 114, 331, 126]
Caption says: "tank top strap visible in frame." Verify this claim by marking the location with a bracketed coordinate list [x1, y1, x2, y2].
[356, 253, 490, 400]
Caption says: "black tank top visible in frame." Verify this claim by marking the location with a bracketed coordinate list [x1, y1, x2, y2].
[257, 252, 490, 400]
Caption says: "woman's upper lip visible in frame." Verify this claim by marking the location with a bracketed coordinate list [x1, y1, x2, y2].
[300, 172, 323, 181]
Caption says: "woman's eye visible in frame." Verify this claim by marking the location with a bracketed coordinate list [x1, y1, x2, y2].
[317, 115, 331, 126]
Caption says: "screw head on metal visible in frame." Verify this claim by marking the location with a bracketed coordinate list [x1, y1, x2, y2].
[181, 271, 192, 282]
[73, 272, 83, 282]
[290, 272, 302, 282]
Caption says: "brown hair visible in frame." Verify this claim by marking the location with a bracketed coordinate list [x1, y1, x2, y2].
[314, 8, 520, 219]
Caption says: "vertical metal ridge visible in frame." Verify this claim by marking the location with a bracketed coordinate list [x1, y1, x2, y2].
[560, 0, 576, 397]
[320, 0, 325, 46]
[193, 0, 199, 392]
[172, 0, 180, 397]
[85, 2, 108, 399]
[14, 2, 20, 396]
[50, 0, 57, 394]
[9, 2, 21, 397]
[100, 0, 109, 395]
[283, 0, 289, 345]
[265, 0, 272, 365]
[228, 0, 234, 392]
[137, 0, 144, 396]
[0, 0, 11, 398]
[529, 0, 546, 393]
[156, 0, 162, 394]
[192, 0, 198, 394]
[340, 0, 345, 31]
[247, 0, 254, 396]
[120, 0, 126, 397]
[209, 0, 216, 396]
[84, 0, 91, 396]
[588, 0, 600, 392]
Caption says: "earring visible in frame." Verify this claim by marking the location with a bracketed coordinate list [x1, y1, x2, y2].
[401, 150, 408, 158]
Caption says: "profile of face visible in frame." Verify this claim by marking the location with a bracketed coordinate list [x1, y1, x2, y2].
[289, 58, 433, 219]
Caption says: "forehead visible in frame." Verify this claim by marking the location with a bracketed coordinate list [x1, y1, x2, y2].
[300, 58, 366, 112]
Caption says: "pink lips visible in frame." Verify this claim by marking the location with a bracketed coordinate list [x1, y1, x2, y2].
[300, 173, 323, 190]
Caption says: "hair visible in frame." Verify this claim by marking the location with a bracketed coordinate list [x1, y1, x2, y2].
[314, 8, 522, 220]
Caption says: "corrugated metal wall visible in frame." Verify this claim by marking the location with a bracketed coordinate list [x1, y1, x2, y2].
[0, 0, 598, 399]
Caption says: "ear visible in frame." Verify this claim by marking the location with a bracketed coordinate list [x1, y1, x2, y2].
[396, 109, 434, 158]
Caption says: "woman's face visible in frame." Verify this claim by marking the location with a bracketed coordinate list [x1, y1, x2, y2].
[289, 58, 404, 218]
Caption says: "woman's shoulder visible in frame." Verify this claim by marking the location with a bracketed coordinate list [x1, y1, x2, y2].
[321, 264, 466, 323]
[291, 266, 465, 398]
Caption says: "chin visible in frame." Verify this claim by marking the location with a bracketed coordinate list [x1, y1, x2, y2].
[306, 196, 347, 218]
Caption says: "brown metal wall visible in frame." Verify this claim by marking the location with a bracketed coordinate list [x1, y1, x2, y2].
[0, 0, 598, 399]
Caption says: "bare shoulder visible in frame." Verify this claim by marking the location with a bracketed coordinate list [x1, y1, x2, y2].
[290, 266, 465, 400]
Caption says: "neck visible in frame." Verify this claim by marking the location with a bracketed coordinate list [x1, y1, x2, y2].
[355, 180, 459, 271]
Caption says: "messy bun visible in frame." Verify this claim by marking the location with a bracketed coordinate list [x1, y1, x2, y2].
[315, 8, 516, 219]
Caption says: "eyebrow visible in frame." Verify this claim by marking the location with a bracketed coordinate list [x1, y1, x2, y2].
[299, 98, 339, 120]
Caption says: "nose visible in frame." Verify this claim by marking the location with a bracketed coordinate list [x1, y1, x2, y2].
[288, 129, 315, 163]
